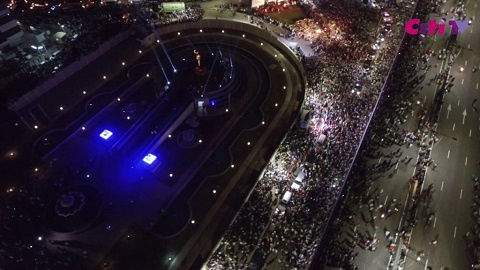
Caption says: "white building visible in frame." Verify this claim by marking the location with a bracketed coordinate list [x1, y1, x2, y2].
[0, 4, 24, 61]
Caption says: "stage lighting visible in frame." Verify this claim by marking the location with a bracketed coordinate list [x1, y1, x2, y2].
[99, 129, 113, 140]
[143, 154, 157, 164]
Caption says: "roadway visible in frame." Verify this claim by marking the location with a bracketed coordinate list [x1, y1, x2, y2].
[404, 0, 480, 269]
[326, 0, 480, 269]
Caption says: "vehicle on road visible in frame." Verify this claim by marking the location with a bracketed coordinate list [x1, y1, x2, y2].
[276, 191, 292, 214]
[291, 166, 306, 190]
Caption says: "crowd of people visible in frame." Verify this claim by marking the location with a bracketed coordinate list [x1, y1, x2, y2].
[146, 4, 204, 26]
[470, 174, 480, 266]
[2, 2, 204, 105]
[318, 0, 474, 268]
[206, 0, 413, 269]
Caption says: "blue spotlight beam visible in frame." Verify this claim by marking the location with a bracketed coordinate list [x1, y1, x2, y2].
[152, 26, 176, 72]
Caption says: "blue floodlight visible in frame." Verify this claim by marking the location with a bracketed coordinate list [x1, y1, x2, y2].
[210, 101, 215, 106]
[99, 129, 113, 140]
[143, 154, 157, 164]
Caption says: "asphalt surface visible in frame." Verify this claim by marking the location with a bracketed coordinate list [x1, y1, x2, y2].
[405, 0, 480, 269]
[333, 0, 480, 269]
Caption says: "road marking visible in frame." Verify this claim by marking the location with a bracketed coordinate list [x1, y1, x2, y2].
[424, 95, 427, 104]
[447, 150, 450, 159]
[433, 217, 437, 228]
[411, 110, 414, 116]
[441, 181, 444, 191]
[466, 60, 468, 66]
[462, 78, 464, 85]
[472, 28, 474, 34]
[460, 189, 463, 199]
[395, 162, 399, 170]
[384, 195, 389, 205]
[454, 226, 457, 238]
[458, 99, 461, 106]
[470, 129, 472, 137]
[465, 156, 468, 166]
[424, 259, 429, 270]
[477, 83, 479, 89]
[468, 44, 471, 49]
[412, 166, 417, 177]
[378, 157, 382, 164]
[453, 123, 455, 131]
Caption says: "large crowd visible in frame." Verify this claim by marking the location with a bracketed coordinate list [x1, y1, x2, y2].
[206, 0, 414, 269]
[470, 174, 480, 265]
[319, 0, 477, 268]
[2, 0, 475, 268]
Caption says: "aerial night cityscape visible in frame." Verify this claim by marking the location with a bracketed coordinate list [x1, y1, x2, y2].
[0, 0, 478, 268]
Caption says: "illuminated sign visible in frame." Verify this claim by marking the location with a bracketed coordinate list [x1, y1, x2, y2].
[99, 129, 113, 140]
[143, 154, 157, 164]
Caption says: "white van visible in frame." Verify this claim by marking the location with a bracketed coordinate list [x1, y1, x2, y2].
[295, 168, 305, 183]
[276, 191, 292, 213]
[291, 166, 306, 190]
